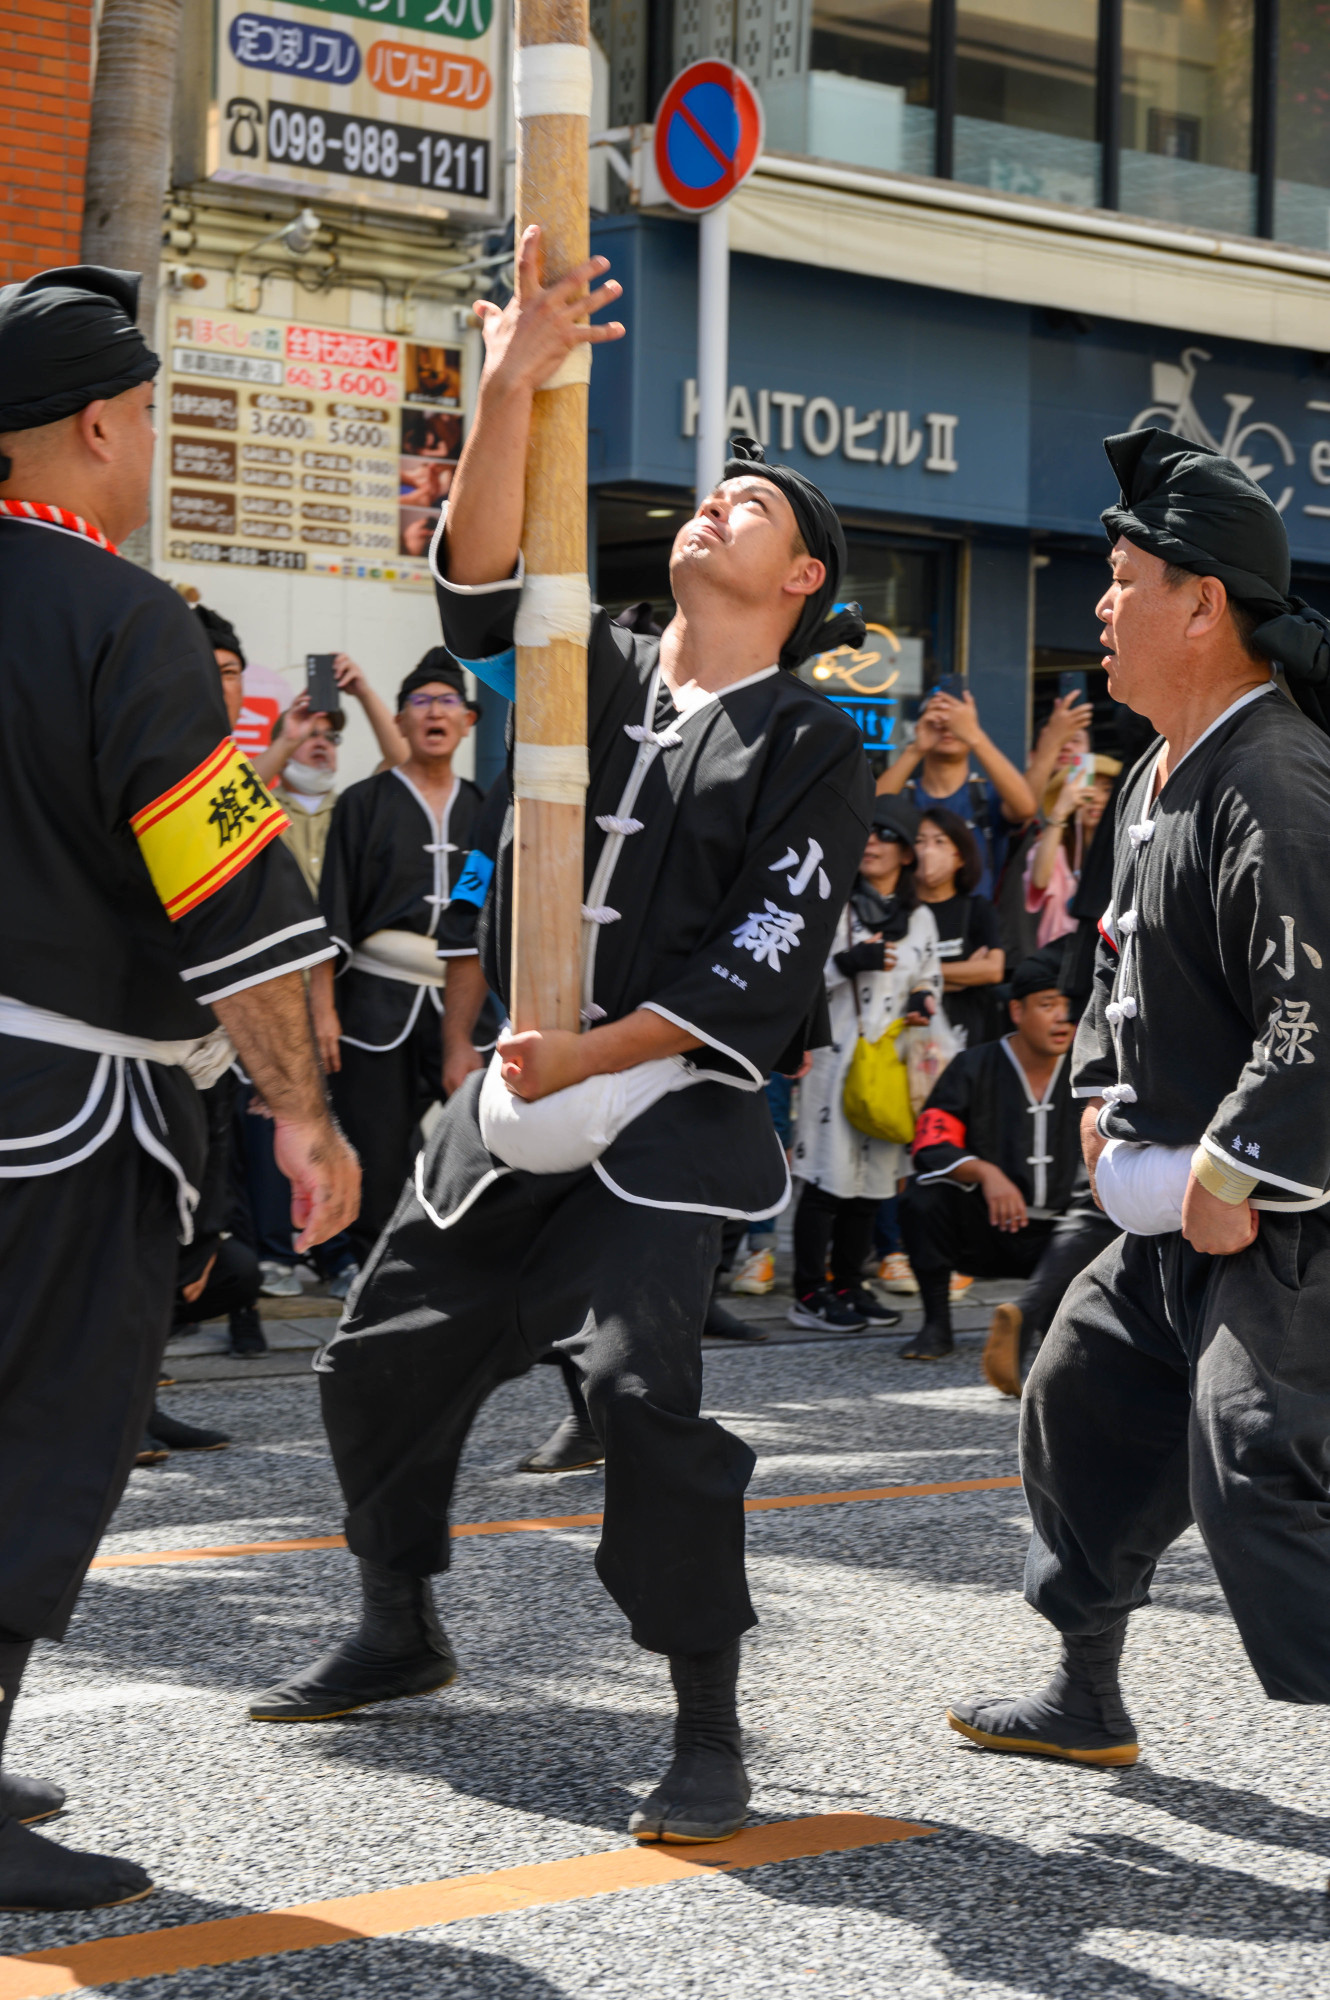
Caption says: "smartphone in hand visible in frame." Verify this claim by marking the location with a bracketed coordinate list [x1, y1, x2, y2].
[305, 653, 339, 715]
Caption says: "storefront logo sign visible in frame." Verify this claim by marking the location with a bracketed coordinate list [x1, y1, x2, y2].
[365, 40, 490, 105]
[229, 14, 361, 79]
[1131, 347, 1296, 513]
[682, 381, 959, 474]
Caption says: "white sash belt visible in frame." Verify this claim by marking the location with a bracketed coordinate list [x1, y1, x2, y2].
[349, 929, 446, 988]
[0, 995, 235, 1089]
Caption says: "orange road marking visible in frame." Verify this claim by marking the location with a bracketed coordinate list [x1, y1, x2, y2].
[0, 1813, 932, 1999]
[90, 1477, 1022, 1572]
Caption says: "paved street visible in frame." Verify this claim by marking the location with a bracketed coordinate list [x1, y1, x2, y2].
[4, 1303, 1330, 1999]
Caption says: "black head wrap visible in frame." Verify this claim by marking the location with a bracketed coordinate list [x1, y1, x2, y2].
[722, 437, 866, 670]
[397, 647, 479, 716]
[1101, 427, 1330, 734]
[0, 267, 159, 459]
[195, 604, 245, 666]
[1010, 944, 1067, 1002]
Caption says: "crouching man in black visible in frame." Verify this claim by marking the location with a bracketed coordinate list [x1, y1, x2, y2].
[248, 229, 873, 1845]
[899, 946, 1118, 1386]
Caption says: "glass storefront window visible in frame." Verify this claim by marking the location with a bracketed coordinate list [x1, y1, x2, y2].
[953, 1, 1100, 207]
[797, 534, 951, 762]
[1275, 0, 1330, 250]
[764, 1, 934, 177]
[1120, 0, 1256, 233]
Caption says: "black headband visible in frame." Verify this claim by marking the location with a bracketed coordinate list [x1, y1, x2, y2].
[0, 266, 158, 439]
[397, 649, 479, 714]
[722, 438, 866, 669]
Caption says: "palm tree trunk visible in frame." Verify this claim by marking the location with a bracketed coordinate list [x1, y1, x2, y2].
[81, 0, 182, 564]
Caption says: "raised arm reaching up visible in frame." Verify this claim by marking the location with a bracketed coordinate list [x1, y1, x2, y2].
[443, 226, 624, 588]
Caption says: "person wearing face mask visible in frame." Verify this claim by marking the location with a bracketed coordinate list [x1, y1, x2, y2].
[311, 651, 484, 1267]
[255, 655, 408, 898]
[913, 807, 1006, 1049]
[789, 796, 938, 1331]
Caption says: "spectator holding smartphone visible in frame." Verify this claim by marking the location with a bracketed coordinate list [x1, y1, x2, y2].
[877, 676, 1036, 900]
[255, 653, 408, 896]
[1024, 754, 1120, 948]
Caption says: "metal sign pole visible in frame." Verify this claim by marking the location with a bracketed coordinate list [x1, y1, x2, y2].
[695, 198, 730, 499]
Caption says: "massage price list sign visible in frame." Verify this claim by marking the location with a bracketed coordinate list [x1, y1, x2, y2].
[163, 308, 462, 582]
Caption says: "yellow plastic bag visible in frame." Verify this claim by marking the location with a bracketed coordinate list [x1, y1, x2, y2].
[842, 1015, 915, 1144]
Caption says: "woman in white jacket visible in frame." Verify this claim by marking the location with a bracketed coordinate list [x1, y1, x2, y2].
[789, 796, 942, 1331]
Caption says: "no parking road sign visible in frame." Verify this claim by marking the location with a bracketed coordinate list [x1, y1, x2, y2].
[653, 61, 764, 214]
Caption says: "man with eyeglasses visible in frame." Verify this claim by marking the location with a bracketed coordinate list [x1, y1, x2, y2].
[310, 651, 485, 1267]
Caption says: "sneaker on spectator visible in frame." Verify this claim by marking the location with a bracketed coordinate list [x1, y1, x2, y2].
[731, 1248, 775, 1295]
[787, 1286, 867, 1332]
[259, 1260, 302, 1298]
[878, 1254, 919, 1295]
[950, 1273, 975, 1301]
[327, 1261, 360, 1302]
[292, 1262, 319, 1288]
[835, 1284, 901, 1328]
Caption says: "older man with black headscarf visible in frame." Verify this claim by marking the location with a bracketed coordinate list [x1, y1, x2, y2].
[947, 427, 1330, 1769]
[0, 266, 358, 1910]
[249, 235, 873, 1846]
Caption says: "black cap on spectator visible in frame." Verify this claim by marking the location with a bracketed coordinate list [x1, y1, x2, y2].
[195, 604, 245, 666]
[397, 647, 480, 716]
[871, 795, 920, 845]
[1010, 945, 1066, 1002]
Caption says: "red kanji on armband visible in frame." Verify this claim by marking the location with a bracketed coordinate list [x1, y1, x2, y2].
[913, 1108, 967, 1155]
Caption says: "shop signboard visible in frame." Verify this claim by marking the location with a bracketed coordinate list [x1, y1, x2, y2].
[211, 0, 499, 219]
[162, 303, 464, 582]
[800, 625, 924, 752]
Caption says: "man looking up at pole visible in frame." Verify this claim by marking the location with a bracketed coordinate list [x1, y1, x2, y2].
[0, 265, 359, 1911]
[251, 230, 873, 1847]
[948, 428, 1330, 1767]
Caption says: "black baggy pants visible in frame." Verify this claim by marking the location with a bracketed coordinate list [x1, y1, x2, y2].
[1022, 1213, 1330, 1703]
[330, 997, 444, 1265]
[900, 1178, 1056, 1289]
[0, 1121, 178, 1638]
[317, 1108, 758, 1656]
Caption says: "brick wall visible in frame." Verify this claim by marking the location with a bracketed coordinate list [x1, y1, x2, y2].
[0, 0, 94, 286]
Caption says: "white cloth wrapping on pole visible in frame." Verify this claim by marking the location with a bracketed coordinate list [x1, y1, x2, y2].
[512, 41, 593, 119]
[513, 741, 590, 805]
[513, 572, 593, 649]
[478, 1049, 695, 1174]
[1095, 1137, 1194, 1236]
[348, 928, 448, 988]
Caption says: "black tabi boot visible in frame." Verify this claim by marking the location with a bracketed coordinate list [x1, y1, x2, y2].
[519, 1364, 605, 1473]
[0, 1636, 152, 1910]
[249, 1559, 458, 1722]
[900, 1272, 954, 1360]
[518, 1412, 605, 1474]
[629, 1641, 752, 1844]
[946, 1619, 1139, 1767]
[145, 1406, 231, 1451]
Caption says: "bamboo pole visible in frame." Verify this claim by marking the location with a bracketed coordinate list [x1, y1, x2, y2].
[511, 0, 591, 1033]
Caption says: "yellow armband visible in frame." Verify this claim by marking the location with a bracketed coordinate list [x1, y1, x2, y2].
[131, 738, 289, 920]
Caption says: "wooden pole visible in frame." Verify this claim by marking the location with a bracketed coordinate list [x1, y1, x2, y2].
[512, 0, 591, 1034]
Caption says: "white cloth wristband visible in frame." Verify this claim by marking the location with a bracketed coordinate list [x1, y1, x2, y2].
[540, 346, 592, 392]
[513, 42, 593, 120]
[514, 572, 592, 649]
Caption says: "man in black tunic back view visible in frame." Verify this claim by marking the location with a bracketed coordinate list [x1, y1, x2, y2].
[250, 229, 874, 1843]
[948, 427, 1330, 1766]
[0, 266, 360, 1909]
